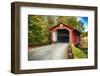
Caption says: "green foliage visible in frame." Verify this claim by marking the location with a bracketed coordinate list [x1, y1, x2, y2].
[81, 32, 88, 37]
[56, 16, 68, 24]
[66, 16, 77, 27]
[77, 21, 85, 32]
[66, 16, 84, 32]
[28, 15, 50, 45]
[71, 44, 88, 58]
[80, 32, 88, 48]
[46, 16, 57, 26]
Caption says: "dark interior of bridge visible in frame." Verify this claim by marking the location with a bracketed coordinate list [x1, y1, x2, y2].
[57, 29, 69, 42]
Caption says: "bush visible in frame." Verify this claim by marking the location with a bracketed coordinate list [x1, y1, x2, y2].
[71, 44, 88, 58]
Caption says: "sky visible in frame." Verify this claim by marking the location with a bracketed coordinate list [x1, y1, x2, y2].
[77, 16, 88, 32]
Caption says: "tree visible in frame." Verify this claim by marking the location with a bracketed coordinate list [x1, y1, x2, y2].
[66, 16, 84, 32]
[46, 16, 56, 27]
[77, 21, 85, 32]
[28, 15, 50, 45]
[56, 16, 67, 24]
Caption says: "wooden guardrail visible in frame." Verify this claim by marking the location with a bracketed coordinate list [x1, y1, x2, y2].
[66, 44, 74, 59]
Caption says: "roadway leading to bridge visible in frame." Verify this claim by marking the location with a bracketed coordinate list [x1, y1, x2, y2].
[28, 43, 68, 60]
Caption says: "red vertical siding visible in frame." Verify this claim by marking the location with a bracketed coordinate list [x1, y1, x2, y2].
[73, 31, 80, 45]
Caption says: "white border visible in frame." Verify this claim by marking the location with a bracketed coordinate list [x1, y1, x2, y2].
[20, 6, 95, 70]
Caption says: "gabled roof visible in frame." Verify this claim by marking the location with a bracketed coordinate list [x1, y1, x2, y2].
[49, 23, 80, 33]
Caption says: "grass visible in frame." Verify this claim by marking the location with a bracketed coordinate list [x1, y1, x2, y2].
[28, 41, 51, 47]
[71, 43, 88, 58]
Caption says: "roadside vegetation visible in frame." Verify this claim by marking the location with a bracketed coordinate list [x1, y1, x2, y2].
[71, 43, 88, 58]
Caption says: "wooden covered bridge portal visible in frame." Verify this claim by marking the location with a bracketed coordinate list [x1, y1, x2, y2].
[49, 23, 81, 45]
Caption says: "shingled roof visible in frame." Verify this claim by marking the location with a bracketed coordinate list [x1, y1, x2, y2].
[49, 23, 80, 33]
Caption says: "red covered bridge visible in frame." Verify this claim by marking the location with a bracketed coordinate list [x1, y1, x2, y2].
[49, 23, 81, 45]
